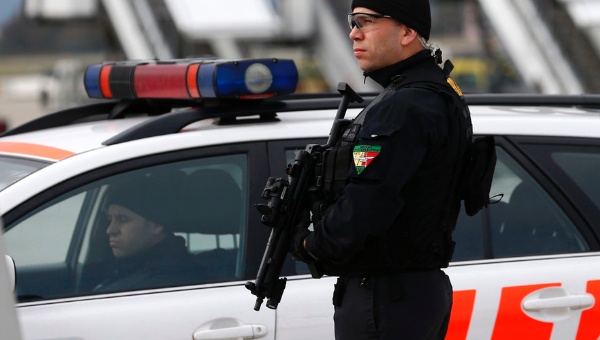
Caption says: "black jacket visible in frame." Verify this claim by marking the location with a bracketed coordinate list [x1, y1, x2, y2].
[94, 234, 199, 293]
[305, 50, 467, 276]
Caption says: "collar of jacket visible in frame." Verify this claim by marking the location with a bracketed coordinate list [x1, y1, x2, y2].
[113, 233, 184, 275]
[364, 49, 435, 88]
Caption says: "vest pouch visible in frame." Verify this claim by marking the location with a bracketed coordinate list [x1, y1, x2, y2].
[321, 145, 353, 201]
[462, 136, 496, 216]
[356, 122, 400, 141]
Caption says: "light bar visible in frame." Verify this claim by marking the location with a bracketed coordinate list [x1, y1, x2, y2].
[84, 58, 298, 100]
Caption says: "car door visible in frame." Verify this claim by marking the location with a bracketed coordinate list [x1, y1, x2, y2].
[446, 137, 600, 339]
[268, 136, 600, 339]
[3, 142, 278, 340]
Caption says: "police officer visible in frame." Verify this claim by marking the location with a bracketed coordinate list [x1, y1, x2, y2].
[291, 0, 471, 339]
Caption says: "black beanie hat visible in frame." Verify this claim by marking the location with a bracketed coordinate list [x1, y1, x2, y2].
[351, 0, 431, 41]
[106, 173, 182, 228]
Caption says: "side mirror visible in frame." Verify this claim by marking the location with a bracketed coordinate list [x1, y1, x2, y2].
[0, 245, 22, 339]
[4, 255, 16, 292]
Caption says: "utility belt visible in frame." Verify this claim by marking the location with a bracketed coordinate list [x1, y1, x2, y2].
[332, 269, 444, 306]
[320, 239, 451, 279]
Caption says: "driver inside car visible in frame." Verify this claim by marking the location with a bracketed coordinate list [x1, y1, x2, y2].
[93, 173, 199, 293]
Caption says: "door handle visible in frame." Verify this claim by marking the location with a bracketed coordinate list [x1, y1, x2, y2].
[523, 294, 594, 311]
[193, 324, 267, 340]
[522, 287, 595, 323]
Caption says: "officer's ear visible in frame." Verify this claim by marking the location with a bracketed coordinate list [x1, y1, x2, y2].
[400, 25, 419, 46]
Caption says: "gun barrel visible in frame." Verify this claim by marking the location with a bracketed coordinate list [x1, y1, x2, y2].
[247, 151, 314, 310]
[325, 82, 363, 147]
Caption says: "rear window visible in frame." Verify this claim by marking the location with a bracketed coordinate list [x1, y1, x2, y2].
[0, 156, 50, 190]
[552, 152, 600, 211]
[452, 145, 589, 261]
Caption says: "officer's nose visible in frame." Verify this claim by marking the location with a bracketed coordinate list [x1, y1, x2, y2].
[349, 26, 362, 40]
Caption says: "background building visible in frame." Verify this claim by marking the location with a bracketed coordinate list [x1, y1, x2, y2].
[1, 0, 599, 129]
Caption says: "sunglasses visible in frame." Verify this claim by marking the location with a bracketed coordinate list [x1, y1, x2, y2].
[347, 12, 393, 30]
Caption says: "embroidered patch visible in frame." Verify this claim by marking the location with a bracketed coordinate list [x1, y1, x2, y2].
[353, 145, 381, 174]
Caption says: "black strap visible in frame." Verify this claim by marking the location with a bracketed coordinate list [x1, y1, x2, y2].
[351, 82, 397, 126]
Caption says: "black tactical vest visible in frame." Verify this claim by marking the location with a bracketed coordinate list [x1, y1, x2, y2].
[313, 60, 472, 274]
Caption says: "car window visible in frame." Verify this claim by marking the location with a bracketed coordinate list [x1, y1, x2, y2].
[5, 192, 86, 266]
[0, 156, 50, 191]
[4, 154, 247, 301]
[453, 146, 589, 261]
[552, 151, 600, 211]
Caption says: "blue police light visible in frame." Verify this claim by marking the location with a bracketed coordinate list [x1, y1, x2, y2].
[83, 64, 103, 98]
[210, 60, 298, 98]
[83, 58, 298, 100]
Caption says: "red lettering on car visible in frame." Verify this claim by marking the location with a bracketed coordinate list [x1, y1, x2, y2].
[576, 279, 600, 340]
[446, 289, 477, 340]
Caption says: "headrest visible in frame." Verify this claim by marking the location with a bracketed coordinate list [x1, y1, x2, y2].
[175, 169, 242, 235]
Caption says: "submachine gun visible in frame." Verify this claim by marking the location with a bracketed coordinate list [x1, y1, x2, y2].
[245, 82, 363, 311]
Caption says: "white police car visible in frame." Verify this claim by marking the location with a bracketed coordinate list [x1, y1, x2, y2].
[1, 58, 599, 339]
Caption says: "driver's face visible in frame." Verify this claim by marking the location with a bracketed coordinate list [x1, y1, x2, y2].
[106, 204, 163, 258]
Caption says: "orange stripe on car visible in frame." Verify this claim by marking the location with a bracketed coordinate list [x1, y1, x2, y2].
[446, 289, 477, 340]
[576, 280, 600, 340]
[0, 142, 75, 160]
[492, 283, 560, 340]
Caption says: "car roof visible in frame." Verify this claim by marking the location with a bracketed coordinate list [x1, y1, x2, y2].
[472, 104, 600, 138]
[1, 93, 600, 216]
[0, 118, 148, 161]
[0, 109, 343, 161]
[1, 94, 600, 162]
[0, 94, 600, 145]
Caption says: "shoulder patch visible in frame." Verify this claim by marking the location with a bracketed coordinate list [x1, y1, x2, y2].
[353, 145, 381, 174]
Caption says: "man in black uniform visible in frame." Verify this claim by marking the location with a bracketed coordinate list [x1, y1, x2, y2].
[94, 173, 199, 292]
[291, 0, 471, 339]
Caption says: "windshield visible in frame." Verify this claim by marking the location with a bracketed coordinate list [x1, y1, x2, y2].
[0, 156, 50, 191]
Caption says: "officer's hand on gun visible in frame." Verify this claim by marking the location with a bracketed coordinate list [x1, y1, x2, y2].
[290, 210, 313, 263]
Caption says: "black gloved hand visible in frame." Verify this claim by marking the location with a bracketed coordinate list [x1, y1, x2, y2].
[289, 210, 314, 263]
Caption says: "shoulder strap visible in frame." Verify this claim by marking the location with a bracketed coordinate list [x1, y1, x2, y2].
[351, 81, 397, 126]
